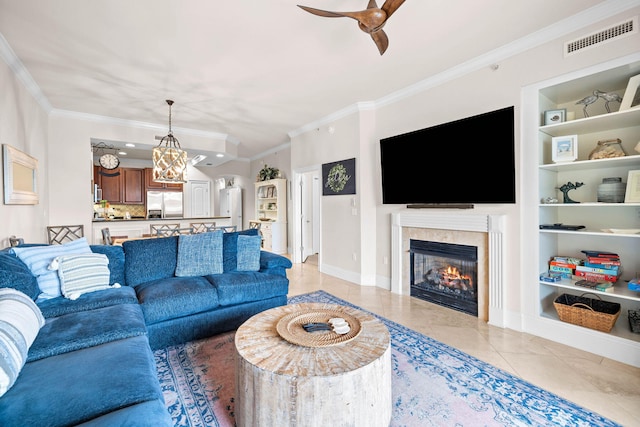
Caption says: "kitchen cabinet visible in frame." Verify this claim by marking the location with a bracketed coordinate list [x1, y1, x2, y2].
[94, 166, 144, 204]
[145, 168, 183, 191]
[122, 168, 145, 204]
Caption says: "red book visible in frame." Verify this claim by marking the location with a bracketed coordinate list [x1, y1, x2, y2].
[575, 270, 618, 283]
[550, 261, 579, 269]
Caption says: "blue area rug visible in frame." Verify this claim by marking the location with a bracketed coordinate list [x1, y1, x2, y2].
[154, 290, 619, 426]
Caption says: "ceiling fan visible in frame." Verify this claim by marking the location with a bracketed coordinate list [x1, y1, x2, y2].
[297, 0, 406, 55]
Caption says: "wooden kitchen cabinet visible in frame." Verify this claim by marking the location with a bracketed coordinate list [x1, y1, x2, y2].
[144, 168, 183, 191]
[122, 168, 145, 204]
[95, 166, 122, 203]
[94, 166, 145, 204]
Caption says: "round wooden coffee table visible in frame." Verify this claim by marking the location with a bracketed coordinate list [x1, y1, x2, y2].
[235, 302, 391, 427]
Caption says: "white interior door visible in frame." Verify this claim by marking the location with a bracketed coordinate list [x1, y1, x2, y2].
[301, 170, 320, 262]
[190, 180, 211, 218]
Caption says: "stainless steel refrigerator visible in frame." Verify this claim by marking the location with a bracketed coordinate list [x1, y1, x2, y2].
[146, 191, 183, 218]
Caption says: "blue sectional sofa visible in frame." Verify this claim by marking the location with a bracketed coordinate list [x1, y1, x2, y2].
[0, 228, 292, 426]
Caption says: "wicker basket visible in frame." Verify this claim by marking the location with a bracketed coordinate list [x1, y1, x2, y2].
[553, 293, 621, 332]
[629, 309, 640, 334]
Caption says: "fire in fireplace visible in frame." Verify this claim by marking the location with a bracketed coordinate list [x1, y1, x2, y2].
[410, 239, 478, 316]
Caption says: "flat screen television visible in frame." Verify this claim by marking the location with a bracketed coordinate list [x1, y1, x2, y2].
[380, 106, 515, 206]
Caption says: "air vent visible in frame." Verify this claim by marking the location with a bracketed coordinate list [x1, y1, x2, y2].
[564, 16, 637, 57]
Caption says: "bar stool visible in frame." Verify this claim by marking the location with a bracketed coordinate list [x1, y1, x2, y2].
[47, 225, 84, 244]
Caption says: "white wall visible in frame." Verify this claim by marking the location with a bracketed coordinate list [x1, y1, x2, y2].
[290, 8, 640, 317]
[0, 59, 49, 246]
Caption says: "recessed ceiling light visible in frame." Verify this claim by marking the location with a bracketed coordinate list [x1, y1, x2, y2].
[118, 151, 127, 156]
[216, 153, 224, 158]
[125, 143, 135, 147]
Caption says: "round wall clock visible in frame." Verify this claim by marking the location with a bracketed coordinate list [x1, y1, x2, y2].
[99, 153, 120, 170]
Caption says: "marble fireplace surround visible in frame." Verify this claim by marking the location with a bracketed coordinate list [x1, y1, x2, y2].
[391, 210, 506, 327]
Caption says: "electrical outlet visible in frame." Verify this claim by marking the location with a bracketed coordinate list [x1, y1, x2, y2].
[383, 256, 389, 265]
[352, 253, 357, 261]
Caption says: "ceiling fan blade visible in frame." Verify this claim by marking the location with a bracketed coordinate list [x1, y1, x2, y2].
[381, 0, 406, 18]
[297, 5, 348, 18]
[371, 30, 389, 55]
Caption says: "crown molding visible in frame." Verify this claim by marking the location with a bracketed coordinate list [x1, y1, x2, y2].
[50, 108, 236, 143]
[0, 32, 52, 112]
[249, 141, 292, 162]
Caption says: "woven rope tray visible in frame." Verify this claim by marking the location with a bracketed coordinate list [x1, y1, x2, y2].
[276, 308, 362, 347]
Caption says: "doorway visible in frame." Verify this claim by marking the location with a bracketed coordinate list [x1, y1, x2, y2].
[292, 167, 321, 264]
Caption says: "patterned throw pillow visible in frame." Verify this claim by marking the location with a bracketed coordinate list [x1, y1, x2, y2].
[175, 231, 224, 277]
[0, 288, 45, 397]
[236, 235, 262, 272]
[11, 238, 92, 301]
[50, 253, 119, 300]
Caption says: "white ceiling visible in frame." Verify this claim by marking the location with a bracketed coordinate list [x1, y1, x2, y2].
[0, 0, 627, 165]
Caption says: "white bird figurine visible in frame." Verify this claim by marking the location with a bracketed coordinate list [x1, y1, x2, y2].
[594, 90, 623, 113]
[576, 91, 599, 117]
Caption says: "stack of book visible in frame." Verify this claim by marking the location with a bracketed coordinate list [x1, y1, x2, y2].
[574, 250, 622, 292]
[548, 256, 583, 279]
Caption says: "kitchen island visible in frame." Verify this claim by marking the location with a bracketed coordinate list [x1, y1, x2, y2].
[91, 216, 231, 244]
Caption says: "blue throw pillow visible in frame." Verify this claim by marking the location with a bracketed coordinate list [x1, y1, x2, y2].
[236, 235, 262, 271]
[223, 228, 260, 272]
[11, 238, 92, 301]
[0, 253, 40, 300]
[122, 236, 178, 287]
[175, 231, 224, 276]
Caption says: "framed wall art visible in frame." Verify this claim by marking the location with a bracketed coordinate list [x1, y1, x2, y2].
[551, 135, 578, 163]
[543, 109, 566, 125]
[625, 170, 640, 203]
[619, 74, 640, 111]
[322, 158, 356, 196]
[3, 144, 39, 205]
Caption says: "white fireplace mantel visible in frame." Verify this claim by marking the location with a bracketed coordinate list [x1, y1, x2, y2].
[391, 210, 506, 327]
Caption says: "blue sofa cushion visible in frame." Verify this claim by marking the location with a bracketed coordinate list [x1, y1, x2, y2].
[135, 276, 220, 325]
[223, 228, 259, 272]
[28, 303, 147, 362]
[11, 238, 92, 301]
[36, 286, 138, 319]
[75, 399, 172, 427]
[237, 235, 261, 271]
[0, 252, 39, 300]
[175, 231, 223, 276]
[0, 336, 167, 427]
[206, 272, 289, 306]
[90, 244, 126, 286]
[123, 236, 178, 287]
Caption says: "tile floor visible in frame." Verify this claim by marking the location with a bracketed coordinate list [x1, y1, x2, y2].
[286, 256, 640, 426]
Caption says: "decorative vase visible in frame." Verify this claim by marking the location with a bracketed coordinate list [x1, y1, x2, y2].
[597, 177, 626, 203]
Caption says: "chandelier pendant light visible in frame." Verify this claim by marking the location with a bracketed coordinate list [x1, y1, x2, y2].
[152, 99, 187, 183]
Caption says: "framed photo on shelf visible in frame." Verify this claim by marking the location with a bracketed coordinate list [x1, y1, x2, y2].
[551, 135, 578, 163]
[543, 109, 566, 125]
[625, 170, 640, 203]
[619, 74, 640, 111]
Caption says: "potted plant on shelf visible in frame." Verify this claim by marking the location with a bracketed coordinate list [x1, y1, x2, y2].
[257, 165, 279, 181]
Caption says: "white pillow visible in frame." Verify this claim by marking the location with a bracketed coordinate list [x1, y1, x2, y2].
[11, 238, 92, 301]
[49, 253, 120, 300]
[0, 288, 45, 397]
